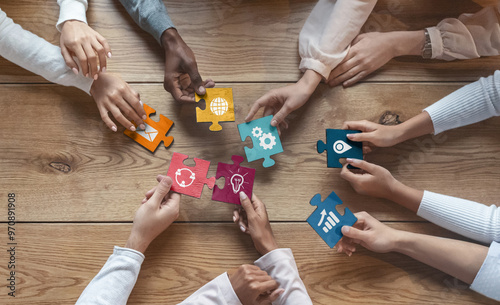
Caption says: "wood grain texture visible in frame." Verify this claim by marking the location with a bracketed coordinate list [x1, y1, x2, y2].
[0, 0, 499, 83]
[1, 83, 499, 222]
[0, 223, 496, 305]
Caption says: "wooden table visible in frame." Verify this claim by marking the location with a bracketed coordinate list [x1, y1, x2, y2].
[1, 0, 499, 304]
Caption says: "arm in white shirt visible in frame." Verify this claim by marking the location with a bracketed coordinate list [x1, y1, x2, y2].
[418, 191, 500, 244]
[56, 0, 88, 31]
[0, 8, 93, 93]
[299, 0, 377, 79]
[470, 241, 500, 301]
[424, 70, 500, 134]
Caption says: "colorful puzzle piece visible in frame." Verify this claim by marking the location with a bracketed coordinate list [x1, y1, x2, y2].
[212, 155, 256, 205]
[317, 129, 363, 168]
[195, 88, 235, 131]
[237, 115, 283, 168]
[307, 191, 357, 248]
[166, 152, 215, 198]
[124, 104, 174, 153]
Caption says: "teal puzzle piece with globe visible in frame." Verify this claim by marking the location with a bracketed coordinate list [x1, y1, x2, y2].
[237, 115, 283, 168]
[195, 88, 235, 131]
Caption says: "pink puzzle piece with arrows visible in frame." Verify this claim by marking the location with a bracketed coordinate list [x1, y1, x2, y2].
[166, 152, 215, 198]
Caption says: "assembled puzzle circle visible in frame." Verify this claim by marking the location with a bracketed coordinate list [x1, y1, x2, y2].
[210, 97, 229, 116]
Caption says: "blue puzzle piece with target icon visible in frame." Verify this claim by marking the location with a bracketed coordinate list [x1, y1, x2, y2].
[307, 191, 357, 248]
[317, 129, 363, 168]
[237, 115, 284, 168]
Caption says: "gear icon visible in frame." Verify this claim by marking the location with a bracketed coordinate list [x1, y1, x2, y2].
[259, 133, 276, 150]
[252, 126, 263, 138]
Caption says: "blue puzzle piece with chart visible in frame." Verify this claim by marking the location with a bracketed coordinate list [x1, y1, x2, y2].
[317, 129, 363, 168]
[237, 115, 283, 168]
[307, 191, 357, 248]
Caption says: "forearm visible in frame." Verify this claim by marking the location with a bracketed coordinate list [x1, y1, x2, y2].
[298, 69, 322, 95]
[118, 0, 174, 44]
[0, 9, 93, 93]
[391, 30, 426, 57]
[388, 181, 424, 213]
[299, 0, 377, 78]
[394, 231, 488, 284]
[76, 247, 144, 305]
[392, 111, 435, 145]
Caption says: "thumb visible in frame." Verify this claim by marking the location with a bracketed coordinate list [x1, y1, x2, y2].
[186, 64, 205, 96]
[341, 225, 366, 243]
[149, 176, 173, 206]
[271, 106, 291, 127]
[239, 192, 256, 218]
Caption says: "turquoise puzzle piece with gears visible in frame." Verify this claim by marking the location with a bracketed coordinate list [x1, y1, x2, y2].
[307, 191, 357, 248]
[317, 129, 363, 168]
[237, 115, 283, 168]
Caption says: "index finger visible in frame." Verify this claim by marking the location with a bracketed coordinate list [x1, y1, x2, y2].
[239, 192, 257, 219]
[245, 91, 273, 122]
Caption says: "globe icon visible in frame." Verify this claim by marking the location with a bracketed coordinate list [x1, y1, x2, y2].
[210, 97, 228, 116]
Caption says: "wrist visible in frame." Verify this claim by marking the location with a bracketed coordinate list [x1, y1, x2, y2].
[298, 70, 322, 95]
[125, 233, 151, 254]
[390, 229, 409, 253]
[256, 236, 279, 255]
[160, 27, 180, 49]
[392, 31, 425, 57]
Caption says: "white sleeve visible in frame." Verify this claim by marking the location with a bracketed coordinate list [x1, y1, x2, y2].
[423, 71, 500, 134]
[417, 191, 500, 244]
[178, 273, 242, 305]
[470, 241, 500, 301]
[75, 246, 144, 305]
[0, 9, 93, 94]
[56, 0, 88, 31]
[254, 248, 313, 305]
[298, 0, 377, 79]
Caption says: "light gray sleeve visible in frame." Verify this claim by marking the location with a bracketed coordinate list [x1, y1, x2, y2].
[470, 241, 500, 301]
[118, 0, 175, 44]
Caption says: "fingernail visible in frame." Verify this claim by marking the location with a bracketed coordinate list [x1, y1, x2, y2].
[97, 65, 100, 71]
[72, 67, 79, 75]
[198, 86, 205, 93]
[271, 120, 277, 126]
[278, 288, 285, 295]
[346, 158, 354, 163]
[102, 67, 106, 73]
[142, 198, 147, 203]
[239, 192, 247, 200]
[85, 73, 89, 78]
[139, 124, 146, 130]
[111, 126, 117, 132]
[130, 126, 136, 132]
[107, 52, 112, 58]
[347, 158, 361, 165]
[233, 215, 236, 222]
[342, 226, 350, 234]
[240, 225, 246, 232]
[346, 134, 354, 139]
[244, 115, 250, 121]
[139, 100, 143, 106]
[93, 74, 98, 80]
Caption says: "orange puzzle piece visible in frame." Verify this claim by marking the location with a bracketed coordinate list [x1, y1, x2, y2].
[124, 104, 174, 153]
[195, 88, 235, 131]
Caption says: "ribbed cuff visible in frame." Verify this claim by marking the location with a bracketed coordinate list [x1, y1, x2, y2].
[426, 26, 443, 60]
[113, 246, 145, 263]
[470, 242, 500, 301]
[254, 248, 294, 270]
[56, 0, 88, 32]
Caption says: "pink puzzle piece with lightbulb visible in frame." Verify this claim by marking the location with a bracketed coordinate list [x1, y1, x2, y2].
[212, 155, 256, 205]
[166, 152, 216, 198]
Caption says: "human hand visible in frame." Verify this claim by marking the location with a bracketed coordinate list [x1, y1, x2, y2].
[90, 73, 147, 132]
[337, 211, 402, 255]
[228, 264, 284, 305]
[161, 28, 215, 103]
[245, 69, 322, 131]
[343, 120, 404, 153]
[233, 192, 278, 256]
[60, 20, 111, 80]
[340, 159, 400, 200]
[125, 176, 181, 254]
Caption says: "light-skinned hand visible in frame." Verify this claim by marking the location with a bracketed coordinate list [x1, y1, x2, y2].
[60, 20, 111, 80]
[228, 264, 284, 305]
[125, 176, 181, 254]
[90, 72, 147, 132]
[233, 192, 278, 256]
[340, 159, 399, 200]
[337, 211, 402, 256]
[245, 69, 322, 132]
[343, 120, 404, 154]
[161, 28, 215, 103]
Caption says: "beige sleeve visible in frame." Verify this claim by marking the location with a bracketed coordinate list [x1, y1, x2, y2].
[426, 4, 500, 61]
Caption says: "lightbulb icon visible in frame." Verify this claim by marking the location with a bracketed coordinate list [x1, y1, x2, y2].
[230, 174, 244, 194]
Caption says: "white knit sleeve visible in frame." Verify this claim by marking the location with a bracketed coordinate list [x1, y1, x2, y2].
[470, 241, 500, 301]
[56, 0, 88, 31]
[254, 248, 313, 305]
[298, 0, 377, 79]
[424, 71, 500, 134]
[417, 191, 500, 244]
[75, 246, 144, 305]
[0, 8, 93, 93]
